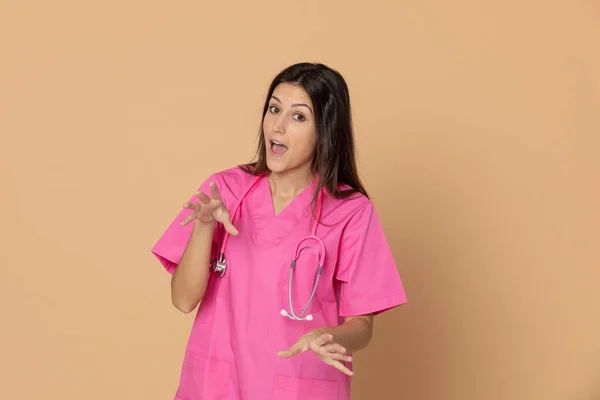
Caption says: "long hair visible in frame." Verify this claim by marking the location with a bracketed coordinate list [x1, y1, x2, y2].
[239, 62, 369, 211]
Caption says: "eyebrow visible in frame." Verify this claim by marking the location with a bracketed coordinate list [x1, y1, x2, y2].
[271, 96, 313, 114]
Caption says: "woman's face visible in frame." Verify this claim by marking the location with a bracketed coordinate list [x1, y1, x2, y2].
[262, 83, 317, 175]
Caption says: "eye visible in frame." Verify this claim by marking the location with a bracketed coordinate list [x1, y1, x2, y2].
[292, 113, 305, 122]
[269, 105, 279, 113]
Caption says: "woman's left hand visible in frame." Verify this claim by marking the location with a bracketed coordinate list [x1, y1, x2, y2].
[277, 330, 354, 376]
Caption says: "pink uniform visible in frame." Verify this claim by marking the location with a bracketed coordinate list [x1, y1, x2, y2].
[151, 166, 407, 400]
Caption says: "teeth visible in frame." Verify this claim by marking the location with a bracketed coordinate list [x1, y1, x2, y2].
[272, 140, 283, 145]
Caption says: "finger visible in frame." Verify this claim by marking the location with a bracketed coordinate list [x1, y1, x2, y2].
[276, 349, 295, 359]
[222, 215, 239, 236]
[223, 220, 240, 236]
[195, 191, 211, 204]
[182, 202, 200, 211]
[309, 336, 336, 356]
[277, 343, 303, 359]
[323, 343, 346, 354]
[331, 352, 353, 363]
[209, 182, 222, 201]
[332, 360, 354, 376]
[313, 333, 334, 347]
[179, 212, 196, 226]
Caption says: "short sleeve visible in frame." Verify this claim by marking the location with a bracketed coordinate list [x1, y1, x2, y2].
[150, 174, 224, 274]
[335, 202, 407, 317]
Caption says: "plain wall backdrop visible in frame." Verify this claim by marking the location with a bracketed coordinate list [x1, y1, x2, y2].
[1, 1, 600, 399]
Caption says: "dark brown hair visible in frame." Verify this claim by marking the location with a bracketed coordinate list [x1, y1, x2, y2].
[240, 62, 369, 210]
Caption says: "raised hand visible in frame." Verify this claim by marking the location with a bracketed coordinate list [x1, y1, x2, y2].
[277, 330, 354, 376]
[180, 182, 239, 235]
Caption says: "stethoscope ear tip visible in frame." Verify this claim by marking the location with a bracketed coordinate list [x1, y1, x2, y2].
[281, 309, 313, 321]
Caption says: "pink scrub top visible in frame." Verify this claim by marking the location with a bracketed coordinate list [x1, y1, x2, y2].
[151, 167, 407, 400]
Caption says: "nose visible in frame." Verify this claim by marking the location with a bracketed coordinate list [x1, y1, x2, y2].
[272, 115, 285, 134]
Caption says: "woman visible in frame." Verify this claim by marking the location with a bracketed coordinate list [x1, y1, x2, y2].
[151, 62, 407, 400]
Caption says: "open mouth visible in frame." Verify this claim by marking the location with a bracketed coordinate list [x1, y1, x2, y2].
[270, 140, 288, 155]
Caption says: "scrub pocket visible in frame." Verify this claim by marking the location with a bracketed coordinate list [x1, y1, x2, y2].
[176, 351, 231, 400]
[271, 376, 339, 400]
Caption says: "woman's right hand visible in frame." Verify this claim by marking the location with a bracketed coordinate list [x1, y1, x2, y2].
[180, 182, 239, 235]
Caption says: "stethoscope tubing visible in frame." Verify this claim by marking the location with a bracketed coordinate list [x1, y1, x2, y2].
[212, 173, 325, 321]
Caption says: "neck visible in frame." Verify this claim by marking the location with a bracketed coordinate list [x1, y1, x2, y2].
[268, 167, 314, 198]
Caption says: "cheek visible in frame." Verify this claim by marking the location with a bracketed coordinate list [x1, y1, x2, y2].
[295, 129, 317, 158]
[305, 128, 318, 151]
[262, 116, 270, 133]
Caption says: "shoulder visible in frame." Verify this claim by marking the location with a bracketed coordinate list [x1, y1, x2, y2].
[211, 165, 255, 189]
[206, 165, 256, 204]
[322, 183, 374, 224]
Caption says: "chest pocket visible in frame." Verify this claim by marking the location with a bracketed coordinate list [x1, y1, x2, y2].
[278, 239, 338, 320]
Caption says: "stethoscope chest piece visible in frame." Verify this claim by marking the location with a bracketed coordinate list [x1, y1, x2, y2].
[212, 253, 227, 277]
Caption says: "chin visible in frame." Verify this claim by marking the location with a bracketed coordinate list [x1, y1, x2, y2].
[266, 159, 287, 173]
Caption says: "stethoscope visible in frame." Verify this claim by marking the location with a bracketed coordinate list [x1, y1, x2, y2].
[212, 174, 325, 321]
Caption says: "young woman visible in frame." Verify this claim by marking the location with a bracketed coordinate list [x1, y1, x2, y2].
[151, 62, 407, 400]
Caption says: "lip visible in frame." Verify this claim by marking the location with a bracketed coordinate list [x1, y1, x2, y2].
[268, 138, 287, 147]
[268, 138, 288, 158]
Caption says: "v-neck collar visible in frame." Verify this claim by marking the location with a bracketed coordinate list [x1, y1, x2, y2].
[245, 174, 319, 245]
[263, 175, 317, 220]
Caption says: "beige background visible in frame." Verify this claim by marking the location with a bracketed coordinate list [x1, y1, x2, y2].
[2, 1, 600, 399]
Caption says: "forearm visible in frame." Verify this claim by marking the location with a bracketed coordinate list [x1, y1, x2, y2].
[319, 315, 373, 354]
[170, 220, 215, 313]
